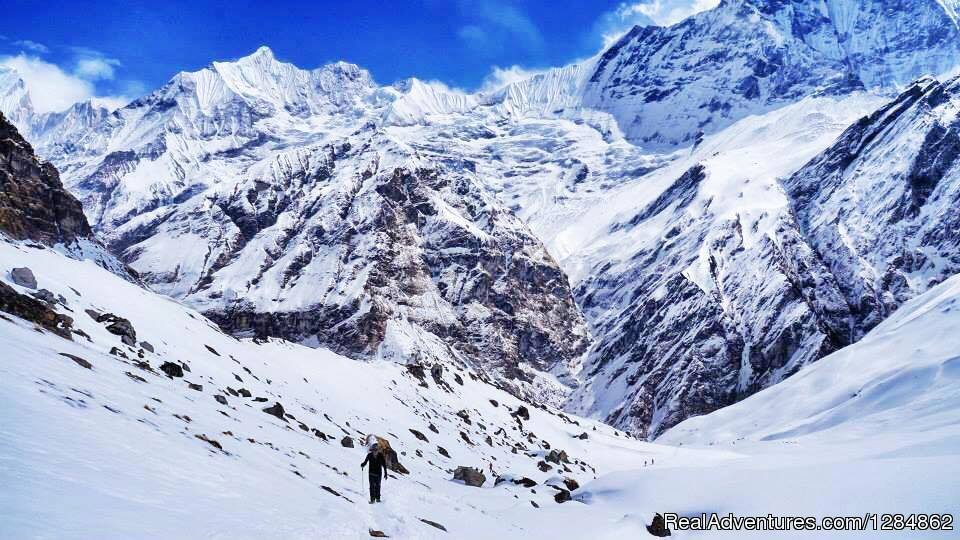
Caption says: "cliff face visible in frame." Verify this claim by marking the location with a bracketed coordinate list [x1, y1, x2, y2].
[0, 111, 91, 244]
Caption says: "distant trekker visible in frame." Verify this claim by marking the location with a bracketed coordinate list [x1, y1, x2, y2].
[361, 439, 389, 503]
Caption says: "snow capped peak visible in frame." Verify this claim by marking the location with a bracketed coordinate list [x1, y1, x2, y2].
[248, 45, 276, 61]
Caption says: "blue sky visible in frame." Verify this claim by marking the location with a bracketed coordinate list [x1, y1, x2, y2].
[0, 0, 715, 112]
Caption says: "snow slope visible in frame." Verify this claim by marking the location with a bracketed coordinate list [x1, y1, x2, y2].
[662, 272, 960, 450]
[2, 227, 958, 539]
[0, 237, 699, 539]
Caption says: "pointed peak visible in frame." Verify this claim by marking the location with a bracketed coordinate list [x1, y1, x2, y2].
[250, 46, 275, 60]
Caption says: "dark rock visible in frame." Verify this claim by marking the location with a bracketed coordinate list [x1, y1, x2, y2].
[187, 382, 203, 391]
[647, 513, 672, 537]
[430, 363, 443, 384]
[576, 432, 589, 440]
[204, 344, 221, 356]
[437, 446, 450, 458]
[214, 394, 228, 405]
[10, 267, 37, 289]
[124, 371, 147, 383]
[238, 388, 252, 398]
[341, 436, 354, 448]
[96, 313, 137, 346]
[489, 399, 499, 407]
[59, 352, 91, 369]
[453, 373, 463, 385]
[406, 363, 427, 384]
[253, 396, 268, 402]
[530, 501, 539, 508]
[512, 477, 537, 488]
[369, 530, 389, 538]
[263, 402, 286, 421]
[537, 461, 552, 472]
[453, 466, 486, 487]
[553, 488, 571, 503]
[418, 519, 447, 532]
[428, 423, 439, 434]
[195, 434, 223, 451]
[409, 428, 428, 442]
[563, 477, 580, 491]
[139, 341, 154, 353]
[546, 449, 569, 464]
[159, 361, 184, 378]
[513, 406, 530, 421]
[0, 281, 73, 339]
[30, 288, 56, 305]
[456, 409, 471, 424]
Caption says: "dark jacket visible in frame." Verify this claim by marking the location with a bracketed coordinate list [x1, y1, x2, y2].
[362, 450, 388, 479]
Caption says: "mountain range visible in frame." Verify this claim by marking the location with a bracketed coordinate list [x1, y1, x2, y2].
[2, 0, 960, 439]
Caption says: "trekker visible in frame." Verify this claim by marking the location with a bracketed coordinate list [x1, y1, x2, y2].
[361, 441, 389, 503]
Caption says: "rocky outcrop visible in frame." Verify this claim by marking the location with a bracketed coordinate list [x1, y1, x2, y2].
[0, 279, 73, 339]
[0, 111, 91, 244]
[453, 466, 486, 487]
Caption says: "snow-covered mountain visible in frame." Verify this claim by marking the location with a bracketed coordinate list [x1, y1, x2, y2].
[0, 49, 589, 403]
[2, 0, 960, 439]
[575, 0, 960, 147]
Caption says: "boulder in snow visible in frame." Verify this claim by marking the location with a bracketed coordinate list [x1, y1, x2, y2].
[453, 466, 486, 487]
[10, 267, 37, 289]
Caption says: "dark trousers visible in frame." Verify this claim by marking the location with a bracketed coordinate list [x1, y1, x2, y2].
[369, 474, 382, 502]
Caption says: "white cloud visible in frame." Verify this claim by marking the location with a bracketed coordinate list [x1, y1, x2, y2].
[477, 65, 547, 93]
[590, 3, 657, 50]
[588, 0, 720, 51]
[0, 54, 133, 113]
[457, 0, 544, 57]
[13, 40, 49, 54]
[0, 54, 95, 113]
[74, 57, 120, 81]
[631, 0, 720, 27]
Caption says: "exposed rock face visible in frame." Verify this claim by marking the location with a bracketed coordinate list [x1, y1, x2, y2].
[96, 313, 137, 347]
[263, 402, 287, 421]
[783, 76, 960, 334]
[0, 111, 91, 244]
[159, 361, 184, 378]
[202, 146, 588, 390]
